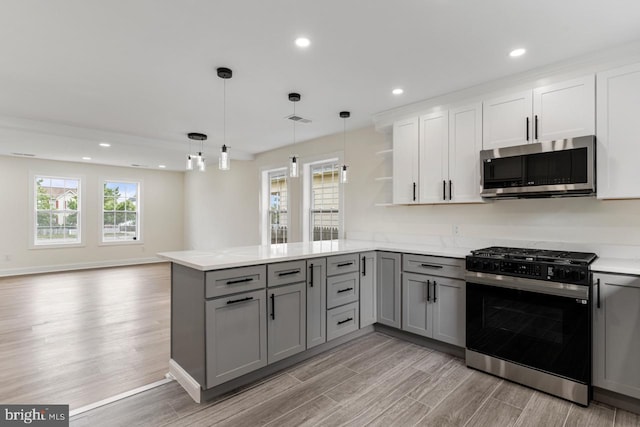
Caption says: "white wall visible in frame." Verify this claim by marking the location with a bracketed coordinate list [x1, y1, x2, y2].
[0, 155, 184, 275]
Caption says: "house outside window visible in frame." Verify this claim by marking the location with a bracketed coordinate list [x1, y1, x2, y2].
[34, 176, 81, 246]
[102, 181, 140, 243]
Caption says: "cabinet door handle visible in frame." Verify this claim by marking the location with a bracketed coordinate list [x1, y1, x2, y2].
[426, 279, 431, 302]
[413, 182, 417, 202]
[309, 264, 314, 287]
[270, 293, 275, 320]
[443, 180, 446, 201]
[337, 317, 353, 325]
[362, 256, 366, 276]
[278, 269, 300, 277]
[433, 280, 437, 303]
[534, 115, 539, 140]
[337, 287, 354, 294]
[526, 117, 530, 141]
[227, 296, 253, 305]
[337, 262, 353, 267]
[420, 263, 443, 269]
[226, 277, 254, 285]
[448, 180, 452, 201]
[596, 278, 601, 309]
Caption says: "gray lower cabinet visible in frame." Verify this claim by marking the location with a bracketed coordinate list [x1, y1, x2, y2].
[327, 272, 359, 309]
[593, 272, 640, 399]
[205, 289, 267, 388]
[377, 252, 402, 328]
[327, 302, 359, 341]
[267, 282, 307, 363]
[360, 251, 377, 327]
[401, 273, 465, 347]
[306, 259, 327, 349]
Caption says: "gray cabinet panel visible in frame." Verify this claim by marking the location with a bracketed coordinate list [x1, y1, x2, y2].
[360, 252, 377, 328]
[402, 273, 432, 338]
[431, 277, 465, 346]
[268, 282, 306, 363]
[206, 265, 266, 298]
[593, 273, 640, 399]
[267, 260, 307, 287]
[402, 253, 464, 279]
[327, 253, 359, 276]
[377, 252, 402, 328]
[306, 259, 327, 349]
[205, 289, 267, 388]
[327, 272, 359, 309]
[327, 302, 359, 341]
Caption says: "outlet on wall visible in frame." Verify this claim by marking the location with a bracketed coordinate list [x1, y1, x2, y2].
[452, 225, 460, 236]
[4, 254, 11, 262]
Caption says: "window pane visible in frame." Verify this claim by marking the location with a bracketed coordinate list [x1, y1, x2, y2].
[268, 171, 288, 244]
[103, 181, 139, 242]
[310, 162, 340, 242]
[34, 175, 81, 245]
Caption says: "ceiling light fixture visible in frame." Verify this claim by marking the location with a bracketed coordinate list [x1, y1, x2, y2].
[339, 111, 350, 184]
[187, 132, 207, 172]
[99, 142, 111, 147]
[295, 37, 311, 48]
[288, 93, 301, 178]
[82, 156, 91, 160]
[158, 164, 166, 169]
[392, 88, 404, 95]
[509, 48, 526, 57]
[217, 67, 232, 171]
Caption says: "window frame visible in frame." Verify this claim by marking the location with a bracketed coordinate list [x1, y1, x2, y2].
[261, 167, 290, 245]
[303, 157, 344, 243]
[100, 179, 143, 245]
[29, 172, 84, 249]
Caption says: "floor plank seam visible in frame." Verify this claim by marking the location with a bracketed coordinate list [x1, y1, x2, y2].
[461, 380, 503, 427]
[513, 391, 537, 427]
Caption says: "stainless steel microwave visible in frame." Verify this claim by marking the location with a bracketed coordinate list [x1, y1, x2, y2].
[480, 135, 596, 199]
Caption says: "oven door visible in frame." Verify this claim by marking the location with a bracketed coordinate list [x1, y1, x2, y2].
[466, 275, 590, 384]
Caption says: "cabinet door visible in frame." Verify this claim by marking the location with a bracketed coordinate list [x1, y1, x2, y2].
[268, 282, 306, 363]
[360, 251, 377, 328]
[393, 117, 419, 204]
[431, 277, 465, 347]
[593, 273, 640, 399]
[596, 63, 640, 199]
[448, 103, 483, 204]
[483, 90, 532, 149]
[376, 252, 401, 328]
[419, 111, 449, 204]
[206, 289, 267, 388]
[401, 273, 432, 338]
[306, 259, 326, 349]
[533, 75, 595, 142]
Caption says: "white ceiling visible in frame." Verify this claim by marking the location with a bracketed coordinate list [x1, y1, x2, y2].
[1, 0, 640, 171]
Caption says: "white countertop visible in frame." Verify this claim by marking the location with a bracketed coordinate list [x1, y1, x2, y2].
[158, 240, 473, 271]
[592, 257, 640, 276]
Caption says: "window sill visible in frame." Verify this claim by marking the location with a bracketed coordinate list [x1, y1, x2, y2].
[98, 239, 144, 247]
[30, 242, 85, 250]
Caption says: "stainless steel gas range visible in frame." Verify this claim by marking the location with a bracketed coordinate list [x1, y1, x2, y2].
[465, 246, 597, 406]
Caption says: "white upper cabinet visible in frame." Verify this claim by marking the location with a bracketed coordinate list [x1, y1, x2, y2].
[483, 90, 532, 149]
[597, 62, 640, 199]
[482, 76, 595, 150]
[392, 117, 419, 204]
[419, 111, 449, 204]
[533, 75, 595, 142]
[448, 103, 483, 203]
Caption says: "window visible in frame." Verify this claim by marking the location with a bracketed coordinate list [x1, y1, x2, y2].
[309, 161, 341, 241]
[34, 176, 81, 245]
[102, 181, 140, 242]
[268, 170, 288, 244]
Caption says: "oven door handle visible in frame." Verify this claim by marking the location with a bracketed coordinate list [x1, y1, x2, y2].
[465, 271, 589, 300]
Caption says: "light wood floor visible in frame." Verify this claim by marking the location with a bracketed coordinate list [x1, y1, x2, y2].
[70, 332, 640, 427]
[0, 263, 171, 410]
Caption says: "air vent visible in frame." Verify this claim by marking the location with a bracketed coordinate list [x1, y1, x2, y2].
[11, 152, 36, 157]
[285, 114, 312, 124]
[131, 164, 148, 168]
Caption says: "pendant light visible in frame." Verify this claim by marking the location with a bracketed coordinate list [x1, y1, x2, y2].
[187, 132, 207, 172]
[217, 67, 232, 171]
[339, 111, 350, 184]
[288, 92, 301, 178]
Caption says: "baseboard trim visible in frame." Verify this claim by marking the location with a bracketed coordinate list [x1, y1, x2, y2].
[0, 257, 166, 277]
[170, 359, 202, 403]
[594, 387, 640, 415]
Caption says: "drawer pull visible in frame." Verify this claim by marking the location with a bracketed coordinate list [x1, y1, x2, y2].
[420, 263, 443, 269]
[337, 317, 353, 325]
[270, 293, 275, 320]
[227, 296, 253, 305]
[309, 264, 314, 287]
[278, 269, 300, 277]
[337, 287, 354, 294]
[337, 262, 354, 267]
[226, 277, 254, 285]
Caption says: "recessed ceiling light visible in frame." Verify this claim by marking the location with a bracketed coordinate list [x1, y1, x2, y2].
[392, 88, 404, 95]
[158, 164, 166, 169]
[82, 156, 91, 160]
[99, 142, 111, 147]
[295, 37, 311, 48]
[509, 48, 526, 57]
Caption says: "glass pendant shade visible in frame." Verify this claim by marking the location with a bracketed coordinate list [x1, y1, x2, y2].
[198, 156, 206, 172]
[340, 164, 348, 184]
[219, 145, 230, 170]
[290, 156, 299, 178]
[186, 155, 193, 170]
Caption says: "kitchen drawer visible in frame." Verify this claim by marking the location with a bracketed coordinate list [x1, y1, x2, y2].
[327, 302, 359, 341]
[402, 254, 464, 279]
[327, 253, 359, 276]
[205, 265, 267, 298]
[327, 272, 359, 309]
[267, 260, 306, 287]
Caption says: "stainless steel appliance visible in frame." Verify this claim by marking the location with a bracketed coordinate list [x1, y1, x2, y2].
[465, 246, 597, 406]
[480, 135, 596, 199]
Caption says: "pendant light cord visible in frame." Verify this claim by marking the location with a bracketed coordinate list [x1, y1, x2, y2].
[293, 102, 296, 149]
[343, 117, 346, 162]
[223, 78, 227, 145]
